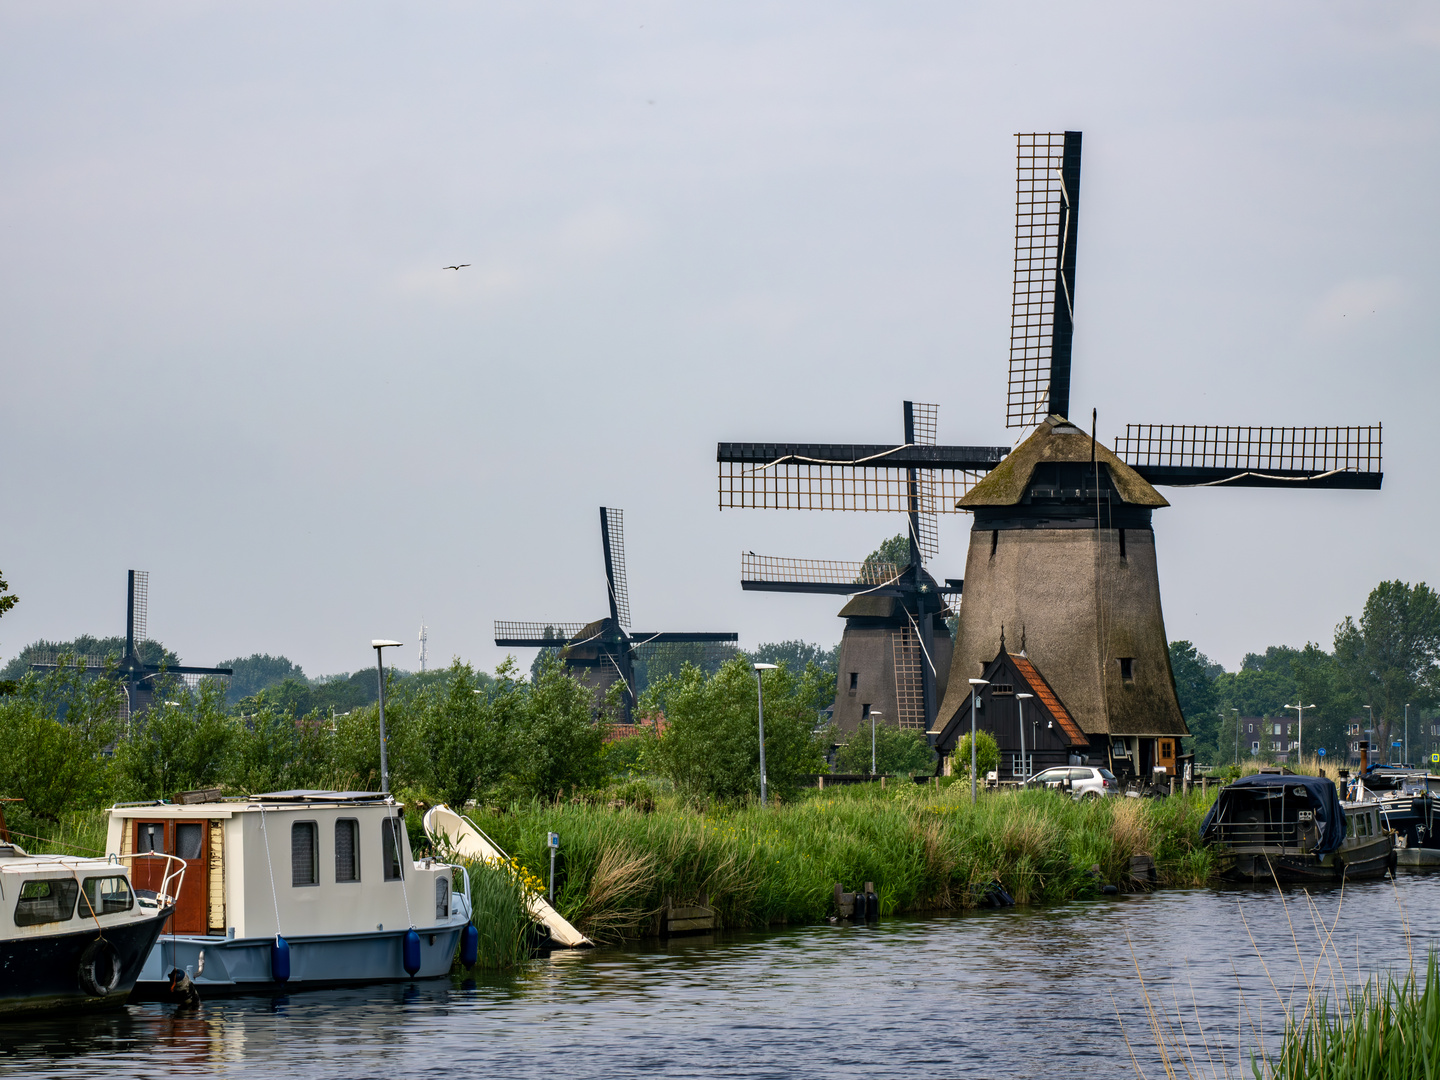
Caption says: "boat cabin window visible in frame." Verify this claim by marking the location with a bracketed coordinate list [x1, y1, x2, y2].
[382, 818, 404, 881]
[292, 821, 319, 887]
[335, 818, 360, 883]
[136, 822, 167, 854]
[436, 876, 450, 920]
[14, 878, 79, 926]
[176, 822, 204, 861]
[81, 876, 133, 917]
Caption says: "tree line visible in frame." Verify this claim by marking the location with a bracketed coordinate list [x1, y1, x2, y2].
[1172, 580, 1440, 766]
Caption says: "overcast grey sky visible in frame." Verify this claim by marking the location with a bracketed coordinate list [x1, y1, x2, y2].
[1, 1, 1435, 679]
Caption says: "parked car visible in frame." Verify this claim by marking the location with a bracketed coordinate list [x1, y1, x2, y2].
[1025, 766, 1118, 799]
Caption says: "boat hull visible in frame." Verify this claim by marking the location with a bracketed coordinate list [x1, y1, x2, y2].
[0, 907, 172, 1017]
[132, 923, 465, 997]
[1396, 845, 1440, 868]
[1221, 835, 1394, 884]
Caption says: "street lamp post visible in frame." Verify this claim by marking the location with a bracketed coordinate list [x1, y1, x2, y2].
[1284, 703, 1315, 763]
[967, 678, 988, 805]
[1016, 693, 1034, 781]
[753, 664, 777, 806]
[371, 639, 404, 794]
[1405, 703, 1410, 766]
[1362, 704, 1373, 769]
[870, 710, 882, 776]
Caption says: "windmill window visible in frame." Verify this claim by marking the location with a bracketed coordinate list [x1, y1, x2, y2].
[1119, 658, 1134, 682]
[848, 672, 858, 694]
[1118, 529, 1127, 558]
[991, 684, 1014, 696]
[861, 704, 871, 720]
[990, 530, 999, 557]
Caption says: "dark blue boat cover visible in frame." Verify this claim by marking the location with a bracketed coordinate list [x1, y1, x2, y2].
[1200, 774, 1348, 854]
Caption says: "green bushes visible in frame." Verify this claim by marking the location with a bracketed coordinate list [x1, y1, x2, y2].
[459, 858, 537, 970]
[466, 783, 1218, 943]
[640, 657, 829, 802]
[834, 721, 933, 775]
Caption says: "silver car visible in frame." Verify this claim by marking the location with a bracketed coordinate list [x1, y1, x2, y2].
[1025, 766, 1118, 799]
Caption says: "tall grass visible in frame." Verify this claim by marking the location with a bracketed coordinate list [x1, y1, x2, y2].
[467, 781, 1219, 942]
[460, 857, 536, 970]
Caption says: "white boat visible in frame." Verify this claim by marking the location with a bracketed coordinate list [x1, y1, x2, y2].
[423, 803, 592, 948]
[0, 841, 179, 1015]
[105, 791, 472, 995]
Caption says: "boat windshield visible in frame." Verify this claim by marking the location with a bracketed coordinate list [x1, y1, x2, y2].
[14, 878, 80, 926]
[80, 875, 134, 917]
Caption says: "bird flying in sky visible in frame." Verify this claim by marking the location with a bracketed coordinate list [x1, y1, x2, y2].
[442, 264, 470, 270]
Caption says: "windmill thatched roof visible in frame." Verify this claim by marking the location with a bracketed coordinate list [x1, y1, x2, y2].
[959, 415, 1169, 509]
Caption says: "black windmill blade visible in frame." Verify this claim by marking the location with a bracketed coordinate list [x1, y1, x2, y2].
[1114, 424, 1384, 490]
[1009, 131, 1082, 430]
[599, 506, 631, 629]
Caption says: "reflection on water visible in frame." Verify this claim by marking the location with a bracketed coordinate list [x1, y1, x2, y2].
[2, 875, 1434, 1079]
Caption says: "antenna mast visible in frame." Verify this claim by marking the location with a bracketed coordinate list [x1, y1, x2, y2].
[418, 620, 429, 673]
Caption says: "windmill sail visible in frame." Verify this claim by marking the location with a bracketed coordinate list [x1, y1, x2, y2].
[904, 400, 940, 563]
[600, 507, 631, 629]
[1115, 424, 1383, 489]
[1009, 131, 1082, 430]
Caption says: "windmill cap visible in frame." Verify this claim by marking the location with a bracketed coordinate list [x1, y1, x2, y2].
[956, 415, 1168, 509]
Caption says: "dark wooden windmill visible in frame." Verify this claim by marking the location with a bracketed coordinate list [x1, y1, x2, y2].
[731, 402, 986, 734]
[722, 130, 1383, 779]
[31, 570, 234, 724]
[495, 508, 739, 721]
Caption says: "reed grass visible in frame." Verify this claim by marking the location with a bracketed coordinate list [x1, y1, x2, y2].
[459, 856, 536, 970]
[467, 781, 1220, 942]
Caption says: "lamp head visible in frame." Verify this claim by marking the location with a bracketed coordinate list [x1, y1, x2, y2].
[372, 639, 404, 650]
[968, 678, 988, 687]
[1016, 692, 1034, 700]
[753, 663, 778, 672]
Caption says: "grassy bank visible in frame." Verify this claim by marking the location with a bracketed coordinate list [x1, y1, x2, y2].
[467, 781, 1219, 943]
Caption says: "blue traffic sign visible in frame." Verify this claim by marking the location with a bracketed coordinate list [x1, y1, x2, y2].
[1317, 748, 1326, 757]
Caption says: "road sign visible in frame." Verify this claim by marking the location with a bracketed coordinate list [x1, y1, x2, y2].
[1317, 748, 1326, 757]
[1432, 753, 1439, 765]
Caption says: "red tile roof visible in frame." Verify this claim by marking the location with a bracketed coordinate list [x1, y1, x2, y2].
[1010, 655, 1087, 746]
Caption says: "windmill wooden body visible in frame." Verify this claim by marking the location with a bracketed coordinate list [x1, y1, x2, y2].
[495, 508, 739, 721]
[721, 130, 1382, 779]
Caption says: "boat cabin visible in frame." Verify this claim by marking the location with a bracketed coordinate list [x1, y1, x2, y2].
[106, 791, 457, 941]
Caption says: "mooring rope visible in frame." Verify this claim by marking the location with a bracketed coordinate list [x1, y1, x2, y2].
[256, 804, 283, 939]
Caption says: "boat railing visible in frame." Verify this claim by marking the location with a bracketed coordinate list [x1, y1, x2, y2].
[120, 851, 187, 909]
[1209, 820, 1309, 847]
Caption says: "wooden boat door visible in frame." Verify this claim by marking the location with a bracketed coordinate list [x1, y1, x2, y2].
[129, 819, 210, 934]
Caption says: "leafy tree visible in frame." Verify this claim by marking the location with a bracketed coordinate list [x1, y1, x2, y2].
[1334, 580, 1440, 754]
[745, 640, 839, 679]
[0, 568, 16, 619]
[0, 660, 119, 827]
[635, 641, 739, 695]
[1170, 641, 1220, 757]
[861, 534, 911, 576]
[112, 680, 235, 800]
[641, 656, 829, 802]
[414, 659, 514, 807]
[226, 708, 333, 794]
[954, 730, 1000, 780]
[511, 655, 611, 800]
[834, 721, 933, 775]
[219, 653, 306, 704]
[2, 635, 178, 681]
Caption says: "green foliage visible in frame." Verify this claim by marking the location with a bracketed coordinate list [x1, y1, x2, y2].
[0, 660, 119, 828]
[640, 657, 829, 802]
[219, 653, 306, 703]
[2, 636, 178, 681]
[1169, 641, 1219, 747]
[744, 640, 839, 679]
[511, 656, 612, 800]
[834, 721, 934, 775]
[459, 858, 536, 970]
[0, 569, 16, 620]
[112, 680, 236, 800]
[1334, 580, 1440, 755]
[954, 730, 1000, 779]
[413, 660, 510, 808]
[862, 534, 911, 575]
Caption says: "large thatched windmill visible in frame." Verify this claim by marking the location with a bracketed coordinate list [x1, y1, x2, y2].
[495, 508, 739, 721]
[721, 130, 1383, 779]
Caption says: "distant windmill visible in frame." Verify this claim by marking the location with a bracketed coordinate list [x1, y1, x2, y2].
[722, 130, 1383, 780]
[734, 401, 973, 733]
[495, 508, 739, 720]
[31, 570, 233, 724]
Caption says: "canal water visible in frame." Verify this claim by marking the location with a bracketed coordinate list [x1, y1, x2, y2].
[2, 875, 1434, 1079]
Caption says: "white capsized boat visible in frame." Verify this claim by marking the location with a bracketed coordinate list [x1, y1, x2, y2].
[106, 791, 472, 994]
[423, 804, 591, 947]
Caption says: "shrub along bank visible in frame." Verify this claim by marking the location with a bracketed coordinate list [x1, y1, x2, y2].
[462, 781, 1219, 944]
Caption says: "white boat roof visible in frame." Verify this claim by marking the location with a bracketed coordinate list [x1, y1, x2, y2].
[0, 844, 119, 875]
[108, 790, 397, 817]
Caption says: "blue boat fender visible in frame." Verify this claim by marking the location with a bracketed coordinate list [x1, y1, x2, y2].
[461, 924, 479, 968]
[403, 928, 422, 976]
[271, 935, 291, 983]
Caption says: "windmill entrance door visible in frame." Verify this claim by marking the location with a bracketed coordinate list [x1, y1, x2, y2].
[130, 819, 212, 935]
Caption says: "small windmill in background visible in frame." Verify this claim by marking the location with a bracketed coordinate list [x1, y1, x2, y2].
[727, 401, 988, 734]
[31, 570, 233, 724]
[495, 508, 739, 721]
